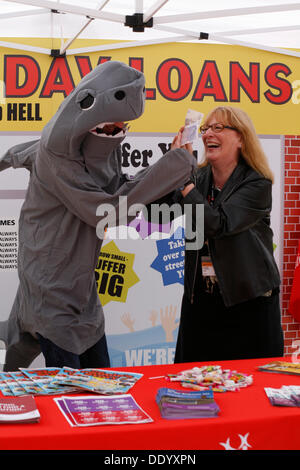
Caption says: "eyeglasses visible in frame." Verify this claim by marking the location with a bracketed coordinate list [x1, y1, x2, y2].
[200, 123, 237, 135]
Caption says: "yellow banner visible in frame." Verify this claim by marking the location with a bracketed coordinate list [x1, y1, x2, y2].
[0, 38, 299, 134]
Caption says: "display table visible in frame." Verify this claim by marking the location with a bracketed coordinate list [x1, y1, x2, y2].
[1, 357, 300, 451]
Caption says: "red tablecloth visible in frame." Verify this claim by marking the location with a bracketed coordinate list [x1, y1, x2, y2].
[1, 357, 300, 451]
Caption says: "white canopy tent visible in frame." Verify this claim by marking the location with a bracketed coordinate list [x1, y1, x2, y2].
[0, 0, 299, 58]
[0, 0, 298, 369]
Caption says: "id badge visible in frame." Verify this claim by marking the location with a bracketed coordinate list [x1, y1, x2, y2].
[202, 256, 216, 277]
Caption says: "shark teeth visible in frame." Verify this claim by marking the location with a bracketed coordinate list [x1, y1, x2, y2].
[89, 122, 129, 137]
[90, 122, 112, 134]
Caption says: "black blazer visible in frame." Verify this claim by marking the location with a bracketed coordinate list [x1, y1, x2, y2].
[182, 158, 281, 306]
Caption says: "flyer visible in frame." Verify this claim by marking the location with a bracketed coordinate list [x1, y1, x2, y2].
[20, 367, 77, 394]
[0, 367, 143, 396]
[259, 361, 300, 376]
[52, 367, 143, 394]
[55, 394, 153, 427]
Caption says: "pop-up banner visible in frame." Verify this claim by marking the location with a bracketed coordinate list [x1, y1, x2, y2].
[0, 38, 299, 133]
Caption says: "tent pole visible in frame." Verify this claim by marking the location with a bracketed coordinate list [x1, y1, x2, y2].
[0, 40, 51, 54]
[153, 24, 300, 58]
[143, 0, 169, 23]
[135, 0, 143, 14]
[59, 0, 111, 55]
[4, 0, 125, 23]
[65, 35, 190, 55]
[153, 3, 300, 24]
[209, 33, 300, 58]
[214, 25, 300, 37]
[0, 9, 48, 19]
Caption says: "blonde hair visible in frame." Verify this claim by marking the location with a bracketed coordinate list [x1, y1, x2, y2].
[200, 106, 274, 183]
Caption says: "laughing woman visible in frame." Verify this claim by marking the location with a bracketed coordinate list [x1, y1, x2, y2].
[173, 106, 284, 362]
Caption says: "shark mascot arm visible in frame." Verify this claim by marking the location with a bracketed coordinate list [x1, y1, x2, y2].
[0, 140, 39, 173]
[0, 61, 196, 370]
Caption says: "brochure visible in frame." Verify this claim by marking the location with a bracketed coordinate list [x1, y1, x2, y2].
[0, 381, 13, 397]
[51, 367, 143, 395]
[54, 394, 153, 427]
[9, 371, 46, 395]
[20, 367, 77, 394]
[156, 387, 220, 420]
[0, 367, 143, 397]
[265, 385, 300, 406]
[259, 361, 300, 376]
[0, 372, 27, 396]
[0, 396, 40, 423]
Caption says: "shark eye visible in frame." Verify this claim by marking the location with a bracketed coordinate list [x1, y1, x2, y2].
[114, 90, 126, 100]
[80, 94, 95, 110]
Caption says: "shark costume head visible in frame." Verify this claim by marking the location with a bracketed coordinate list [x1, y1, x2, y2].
[42, 60, 146, 158]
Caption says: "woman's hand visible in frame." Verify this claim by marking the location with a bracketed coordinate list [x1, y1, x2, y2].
[171, 126, 194, 156]
[171, 127, 196, 197]
[181, 182, 195, 198]
[171, 126, 184, 149]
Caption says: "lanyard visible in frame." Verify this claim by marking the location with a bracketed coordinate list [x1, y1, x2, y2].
[207, 184, 221, 206]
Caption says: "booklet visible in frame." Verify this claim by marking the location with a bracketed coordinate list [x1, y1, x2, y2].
[0, 367, 143, 397]
[51, 367, 143, 395]
[20, 367, 77, 394]
[54, 394, 153, 427]
[156, 387, 220, 420]
[9, 371, 46, 395]
[259, 361, 300, 376]
[265, 386, 300, 407]
[0, 396, 40, 423]
[0, 372, 27, 396]
[0, 381, 13, 397]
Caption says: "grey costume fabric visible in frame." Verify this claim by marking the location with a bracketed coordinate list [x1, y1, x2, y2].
[0, 60, 196, 370]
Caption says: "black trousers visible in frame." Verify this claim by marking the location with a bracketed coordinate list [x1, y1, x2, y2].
[175, 289, 284, 363]
[37, 333, 111, 369]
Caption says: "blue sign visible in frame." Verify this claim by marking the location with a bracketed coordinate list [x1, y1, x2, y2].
[151, 227, 185, 286]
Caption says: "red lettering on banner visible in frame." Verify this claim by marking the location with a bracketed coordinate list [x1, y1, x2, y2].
[129, 57, 156, 100]
[129, 57, 144, 71]
[192, 60, 227, 102]
[0, 54, 295, 106]
[156, 58, 192, 101]
[230, 62, 260, 102]
[97, 56, 111, 64]
[40, 57, 75, 98]
[4, 55, 40, 97]
[75, 56, 93, 78]
[264, 63, 293, 104]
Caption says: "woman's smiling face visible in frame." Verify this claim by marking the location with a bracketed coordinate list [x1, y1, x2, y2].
[202, 116, 242, 166]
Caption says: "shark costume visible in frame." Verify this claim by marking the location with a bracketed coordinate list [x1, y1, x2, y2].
[0, 60, 196, 370]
